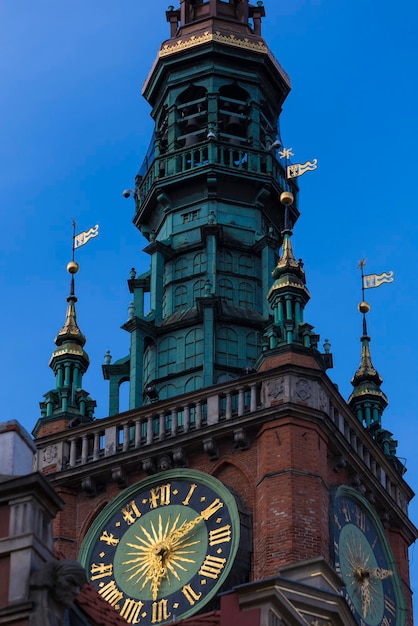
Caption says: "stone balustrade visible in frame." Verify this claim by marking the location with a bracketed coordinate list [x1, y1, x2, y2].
[34, 373, 409, 516]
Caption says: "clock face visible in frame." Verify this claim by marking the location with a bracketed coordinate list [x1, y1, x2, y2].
[332, 486, 405, 626]
[79, 470, 240, 625]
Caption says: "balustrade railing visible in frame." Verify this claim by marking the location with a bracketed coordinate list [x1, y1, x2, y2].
[35, 375, 408, 515]
[134, 141, 297, 211]
[53, 381, 260, 471]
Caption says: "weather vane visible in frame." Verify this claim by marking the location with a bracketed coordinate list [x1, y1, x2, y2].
[279, 147, 318, 180]
[67, 220, 100, 287]
[357, 258, 394, 334]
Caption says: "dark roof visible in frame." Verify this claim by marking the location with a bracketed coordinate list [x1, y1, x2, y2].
[173, 611, 221, 626]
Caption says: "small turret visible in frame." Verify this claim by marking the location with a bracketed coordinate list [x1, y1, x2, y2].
[348, 300, 402, 472]
[33, 262, 96, 438]
[259, 192, 332, 371]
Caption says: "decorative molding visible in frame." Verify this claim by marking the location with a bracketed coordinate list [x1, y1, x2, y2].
[203, 437, 219, 461]
[159, 31, 268, 59]
[295, 378, 312, 402]
[233, 428, 250, 451]
[81, 476, 96, 498]
[111, 466, 127, 489]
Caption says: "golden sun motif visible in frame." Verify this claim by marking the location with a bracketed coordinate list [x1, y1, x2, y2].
[341, 528, 392, 621]
[121, 513, 202, 600]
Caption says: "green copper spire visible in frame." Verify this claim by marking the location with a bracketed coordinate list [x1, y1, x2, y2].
[348, 319, 388, 428]
[33, 262, 96, 437]
[263, 191, 331, 368]
[348, 301, 402, 471]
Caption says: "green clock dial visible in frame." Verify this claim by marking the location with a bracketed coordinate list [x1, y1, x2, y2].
[332, 486, 406, 626]
[80, 470, 240, 625]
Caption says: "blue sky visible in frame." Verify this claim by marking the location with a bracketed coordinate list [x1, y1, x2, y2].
[1, 0, 417, 611]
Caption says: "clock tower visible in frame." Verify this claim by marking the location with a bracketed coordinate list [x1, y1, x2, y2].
[33, 2, 417, 626]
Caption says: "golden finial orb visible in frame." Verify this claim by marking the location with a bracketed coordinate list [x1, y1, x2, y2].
[67, 261, 79, 275]
[280, 191, 294, 205]
[358, 301, 370, 314]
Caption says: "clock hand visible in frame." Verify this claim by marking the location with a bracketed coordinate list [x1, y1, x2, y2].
[146, 515, 205, 597]
[360, 579, 372, 618]
[370, 566, 393, 580]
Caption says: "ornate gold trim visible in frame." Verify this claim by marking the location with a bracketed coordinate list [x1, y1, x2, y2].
[159, 31, 268, 58]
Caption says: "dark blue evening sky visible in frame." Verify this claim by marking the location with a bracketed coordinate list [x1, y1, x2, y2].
[1, 0, 417, 611]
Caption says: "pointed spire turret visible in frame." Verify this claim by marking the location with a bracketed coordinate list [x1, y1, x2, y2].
[261, 191, 331, 370]
[348, 297, 403, 472]
[348, 302, 388, 428]
[54, 269, 86, 349]
[33, 261, 96, 438]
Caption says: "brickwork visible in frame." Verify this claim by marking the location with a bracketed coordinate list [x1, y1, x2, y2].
[36, 419, 68, 438]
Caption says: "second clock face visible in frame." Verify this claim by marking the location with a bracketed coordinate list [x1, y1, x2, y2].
[332, 486, 405, 626]
[80, 470, 240, 625]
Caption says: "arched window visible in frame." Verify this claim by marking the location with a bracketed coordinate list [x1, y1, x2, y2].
[239, 281, 254, 309]
[174, 258, 188, 279]
[159, 337, 177, 377]
[143, 341, 155, 387]
[218, 327, 238, 367]
[219, 83, 249, 144]
[219, 250, 233, 272]
[185, 329, 204, 369]
[158, 384, 177, 402]
[193, 252, 205, 275]
[238, 254, 253, 275]
[174, 285, 188, 311]
[193, 279, 206, 303]
[185, 376, 203, 393]
[218, 278, 234, 304]
[246, 331, 260, 365]
[177, 84, 208, 147]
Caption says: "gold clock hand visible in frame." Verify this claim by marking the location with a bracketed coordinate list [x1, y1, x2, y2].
[370, 567, 393, 580]
[361, 580, 372, 618]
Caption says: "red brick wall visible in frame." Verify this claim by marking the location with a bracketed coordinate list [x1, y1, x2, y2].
[253, 418, 330, 579]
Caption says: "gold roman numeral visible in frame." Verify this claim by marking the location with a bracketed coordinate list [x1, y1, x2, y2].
[342, 499, 351, 523]
[98, 580, 123, 607]
[149, 484, 171, 509]
[151, 599, 171, 623]
[384, 596, 396, 617]
[182, 483, 197, 506]
[209, 525, 231, 546]
[100, 530, 120, 546]
[355, 507, 366, 532]
[119, 598, 144, 624]
[199, 555, 226, 579]
[182, 583, 202, 605]
[90, 562, 113, 580]
[121, 500, 141, 525]
[200, 498, 223, 519]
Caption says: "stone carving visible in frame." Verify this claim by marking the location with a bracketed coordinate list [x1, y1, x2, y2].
[203, 437, 219, 461]
[265, 378, 284, 404]
[29, 559, 87, 626]
[158, 455, 173, 471]
[112, 466, 127, 489]
[42, 445, 57, 465]
[233, 428, 250, 451]
[295, 378, 312, 402]
[81, 476, 96, 498]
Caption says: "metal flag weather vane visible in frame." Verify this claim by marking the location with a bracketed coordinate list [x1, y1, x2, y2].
[278, 147, 318, 180]
[357, 259, 394, 336]
[73, 221, 99, 251]
[359, 259, 394, 291]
